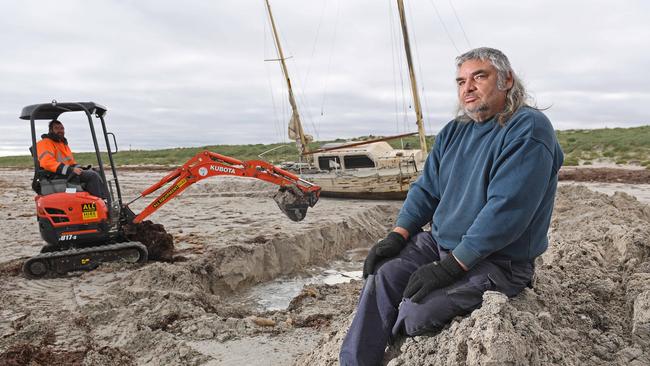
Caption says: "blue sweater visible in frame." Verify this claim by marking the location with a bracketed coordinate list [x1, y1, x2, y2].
[396, 107, 564, 268]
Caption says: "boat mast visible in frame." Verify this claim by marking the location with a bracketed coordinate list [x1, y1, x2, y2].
[397, 0, 427, 155]
[264, 0, 311, 157]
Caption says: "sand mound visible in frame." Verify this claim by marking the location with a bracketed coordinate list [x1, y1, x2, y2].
[296, 185, 650, 365]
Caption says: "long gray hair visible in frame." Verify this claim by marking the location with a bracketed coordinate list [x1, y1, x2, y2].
[455, 47, 534, 126]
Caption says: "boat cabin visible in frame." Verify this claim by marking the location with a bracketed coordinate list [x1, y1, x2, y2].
[312, 141, 425, 172]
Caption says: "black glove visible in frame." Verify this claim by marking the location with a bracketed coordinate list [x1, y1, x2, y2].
[362, 232, 407, 278]
[403, 255, 465, 303]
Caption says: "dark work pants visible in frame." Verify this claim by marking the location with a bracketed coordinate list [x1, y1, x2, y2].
[77, 170, 108, 199]
[339, 232, 534, 366]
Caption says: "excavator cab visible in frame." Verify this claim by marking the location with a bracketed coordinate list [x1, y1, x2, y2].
[20, 101, 147, 278]
[22, 101, 124, 244]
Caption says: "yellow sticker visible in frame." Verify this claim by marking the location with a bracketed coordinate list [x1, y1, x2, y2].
[82, 203, 98, 220]
[153, 178, 188, 208]
[81, 258, 90, 265]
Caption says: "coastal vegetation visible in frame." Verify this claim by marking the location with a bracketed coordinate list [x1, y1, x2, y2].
[556, 125, 650, 167]
[1, 126, 648, 168]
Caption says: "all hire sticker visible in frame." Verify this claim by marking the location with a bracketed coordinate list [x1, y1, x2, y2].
[82, 203, 98, 220]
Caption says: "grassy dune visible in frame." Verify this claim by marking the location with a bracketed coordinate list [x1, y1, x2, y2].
[1, 126, 648, 168]
[557, 126, 650, 167]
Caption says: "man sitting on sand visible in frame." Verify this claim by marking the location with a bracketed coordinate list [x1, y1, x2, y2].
[36, 119, 107, 199]
[339, 47, 564, 365]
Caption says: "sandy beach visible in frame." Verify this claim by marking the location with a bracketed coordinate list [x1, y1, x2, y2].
[1, 168, 649, 365]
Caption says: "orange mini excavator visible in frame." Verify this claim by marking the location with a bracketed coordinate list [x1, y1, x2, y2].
[21, 101, 320, 278]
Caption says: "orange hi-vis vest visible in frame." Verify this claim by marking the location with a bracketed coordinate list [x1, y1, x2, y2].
[36, 136, 77, 175]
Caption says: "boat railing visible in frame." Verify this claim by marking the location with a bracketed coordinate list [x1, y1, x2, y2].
[406, 153, 418, 173]
[393, 153, 418, 174]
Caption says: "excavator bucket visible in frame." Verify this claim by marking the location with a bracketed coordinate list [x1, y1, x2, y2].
[273, 185, 316, 222]
[123, 220, 175, 261]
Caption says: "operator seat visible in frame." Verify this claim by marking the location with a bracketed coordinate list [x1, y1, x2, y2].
[29, 146, 83, 195]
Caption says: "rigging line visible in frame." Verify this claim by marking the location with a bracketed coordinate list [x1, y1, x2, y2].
[400, 37, 408, 134]
[421, 83, 434, 138]
[427, 0, 460, 54]
[398, 9, 409, 134]
[273, 7, 292, 142]
[276, 14, 319, 140]
[390, 0, 404, 132]
[448, 0, 471, 48]
[320, 0, 340, 117]
[388, 0, 400, 134]
[418, 84, 434, 138]
[273, 9, 320, 141]
[280, 78, 288, 143]
[391, 0, 408, 133]
[406, 0, 434, 138]
[263, 4, 284, 143]
[264, 1, 283, 73]
[304, 0, 327, 93]
[291, 56, 320, 141]
[265, 1, 314, 142]
[266, 3, 292, 143]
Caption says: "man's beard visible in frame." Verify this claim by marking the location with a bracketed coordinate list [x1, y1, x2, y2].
[464, 101, 489, 115]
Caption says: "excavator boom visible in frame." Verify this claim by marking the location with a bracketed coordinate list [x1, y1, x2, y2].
[130, 151, 320, 223]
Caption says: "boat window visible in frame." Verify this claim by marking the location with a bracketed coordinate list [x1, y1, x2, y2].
[344, 155, 376, 169]
[318, 156, 341, 170]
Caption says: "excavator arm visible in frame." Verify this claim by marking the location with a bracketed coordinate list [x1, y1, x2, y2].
[129, 151, 320, 223]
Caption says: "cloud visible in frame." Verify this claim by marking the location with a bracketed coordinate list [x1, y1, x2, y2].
[1, 0, 648, 156]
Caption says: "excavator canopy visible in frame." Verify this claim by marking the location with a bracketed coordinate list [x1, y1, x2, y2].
[20, 102, 107, 120]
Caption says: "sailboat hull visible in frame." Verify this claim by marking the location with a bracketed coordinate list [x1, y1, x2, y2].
[301, 168, 420, 200]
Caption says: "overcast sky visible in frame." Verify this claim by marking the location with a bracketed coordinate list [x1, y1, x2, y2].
[1, 0, 648, 156]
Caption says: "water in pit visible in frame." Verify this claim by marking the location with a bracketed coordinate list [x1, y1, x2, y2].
[241, 249, 366, 312]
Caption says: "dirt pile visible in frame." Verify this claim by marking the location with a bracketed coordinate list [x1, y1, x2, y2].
[0, 343, 135, 366]
[123, 220, 174, 261]
[296, 185, 650, 365]
[0, 343, 86, 366]
[0, 259, 23, 278]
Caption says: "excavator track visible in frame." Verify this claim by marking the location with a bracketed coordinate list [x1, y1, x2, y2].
[22, 242, 148, 279]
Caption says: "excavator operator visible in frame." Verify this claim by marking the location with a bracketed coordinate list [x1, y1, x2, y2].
[36, 119, 107, 199]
